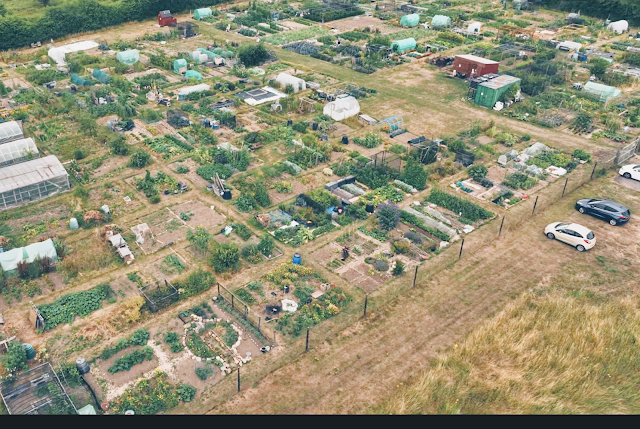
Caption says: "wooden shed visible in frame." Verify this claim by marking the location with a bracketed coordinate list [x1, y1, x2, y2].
[453, 54, 499, 78]
[158, 10, 177, 27]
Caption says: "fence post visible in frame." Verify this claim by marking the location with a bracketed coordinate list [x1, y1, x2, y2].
[498, 215, 506, 237]
[561, 177, 569, 198]
[412, 265, 419, 288]
[217, 283, 220, 298]
[258, 317, 261, 333]
[363, 294, 368, 318]
[244, 305, 248, 320]
[458, 238, 465, 259]
[231, 294, 234, 310]
[531, 195, 539, 215]
[305, 327, 310, 352]
[590, 162, 598, 180]
[237, 367, 240, 392]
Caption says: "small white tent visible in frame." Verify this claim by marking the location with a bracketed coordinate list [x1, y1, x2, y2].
[323, 95, 360, 121]
[467, 22, 482, 34]
[607, 20, 629, 34]
[275, 73, 306, 93]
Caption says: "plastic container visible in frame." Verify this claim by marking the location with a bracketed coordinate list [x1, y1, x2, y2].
[222, 190, 232, 200]
[22, 343, 36, 360]
[292, 253, 301, 265]
[365, 203, 375, 213]
[312, 122, 319, 131]
[341, 135, 349, 144]
[287, 119, 293, 126]
[69, 218, 79, 230]
[76, 357, 91, 375]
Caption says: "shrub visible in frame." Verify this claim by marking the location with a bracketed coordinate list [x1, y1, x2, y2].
[241, 244, 262, 264]
[401, 159, 428, 190]
[392, 260, 405, 276]
[573, 149, 591, 162]
[373, 260, 389, 272]
[404, 231, 423, 244]
[176, 165, 189, 174]
[391, 239, 411, 254]
[210, 242, 241, 273]
[149, 195, 161, 204]
[377, 203, 400, 231]
[176, 384, 197, 402]
[467, 164, 488, 180]
[448, 140, 467, 152]
[253, 183, 272, 207]
[258, 234, 275, 257]
[353, 133, 383, 149]
[195, 367, 213, 381]
[238, 44, 270, 67]
[110, 136, 129, 156]
[129, 150, 152, 168]
[521, 134, 532, 141]
[1, 341, 27, 374]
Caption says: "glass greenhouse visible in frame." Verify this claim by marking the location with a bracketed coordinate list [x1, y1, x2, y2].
[0, 138, 40, 168]
[0, 121, 24, 144]
[0, 155, 70, 211]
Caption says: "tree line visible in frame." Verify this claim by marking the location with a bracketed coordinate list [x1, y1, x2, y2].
[0, 0, 231, 51]
[540, 0, 640, 26]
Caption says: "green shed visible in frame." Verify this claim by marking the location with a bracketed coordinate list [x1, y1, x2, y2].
[194, 8, 213, 20]
[474, 75, 521, 108]
[583, 81, 622, 102]
[173, 58, 188, 74]
[431, 15, 452, 28]
[116, 50, 140, 65]
[391, 38, 417, 54]
[92, 68, 111, 84]
[400, 14, 420, 27]
[185, 70, 203, 81]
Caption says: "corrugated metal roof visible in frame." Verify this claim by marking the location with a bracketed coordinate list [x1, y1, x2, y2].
[0, 138, 39, 164]
[455, 54, 498, 65]
[0, 121, 24, 144]
[0, 155, 67, 193]
[478, 75, 521, 90]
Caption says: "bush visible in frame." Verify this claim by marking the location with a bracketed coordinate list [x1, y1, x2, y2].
[238, 44, 271, 67]
[129, 150, 152, 168]
[195, 367, 213, 381]
[377, 203, 400, 231]
[467, 164, 488, 180]
[210, 242, 240, 273]
[110, 136, 129, 155]
[391, 239, 411, 254]
[373, 260, 389, 272]
[521, 134, 532, 141]
[353, 133, 382, 149]
[258, 234, 275, 257]
[176, 164, 189, 174]
[176, 384, 197, 402]
[573, 149, 591, 162]
[404, 231, 423, 244]
[1, 341, 27, 374]
[401, 159, 428, 190]
[392, 260, 405, 276]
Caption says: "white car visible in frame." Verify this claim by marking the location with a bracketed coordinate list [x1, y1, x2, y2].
[544, 222, 596, 252]
[619, 164, 640, 181]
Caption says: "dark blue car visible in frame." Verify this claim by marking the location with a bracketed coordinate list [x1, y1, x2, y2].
[575, 198, 631, 226]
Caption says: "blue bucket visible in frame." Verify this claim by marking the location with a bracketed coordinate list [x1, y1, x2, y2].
[292, 253, 301, 265]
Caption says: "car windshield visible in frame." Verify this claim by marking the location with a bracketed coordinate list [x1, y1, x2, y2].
[587, 232, 595, 240]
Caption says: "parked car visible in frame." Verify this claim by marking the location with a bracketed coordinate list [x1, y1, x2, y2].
[544, 222, 596, 252]
[619, 164, 640, 181]
[575, 198, 630, 225]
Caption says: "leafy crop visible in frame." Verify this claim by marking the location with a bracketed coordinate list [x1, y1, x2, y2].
[38, 284, 113, 330]
[108, 346, 154, 374]
[426, 189, 493, 222]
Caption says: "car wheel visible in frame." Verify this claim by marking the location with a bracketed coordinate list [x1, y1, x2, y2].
[576, 245, 586, 252]
[546, 232, 555, 239]
[578, 207, 585, 214]
[609, 219, 617, 226]
[623, 172, 632, 179]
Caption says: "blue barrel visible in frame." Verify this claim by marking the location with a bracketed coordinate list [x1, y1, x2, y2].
[292, 253, 301, 265]
[22, 343, 36, 360]
[212, 123, 219, 130]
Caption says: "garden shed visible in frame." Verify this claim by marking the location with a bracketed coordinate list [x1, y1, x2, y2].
[431, 15, 452, 28]
[467, 21, 482, 34]
[194, 8, 213, 20]
[391, 38, 417, 54]
[0, 121, 24, 144]
[116, 50, 140, 65]
[583, 81, 622, 102]
[400, 14, 420, 27]
[0, 238, 58, 273]
[0, 138, 40, 168]
[158, 10, 177, 27]
[474, 75, 521, 108]
[607, 20, 629, 34]
[0, 155, 70, 211]
[275, 73, 306, 93]
[323, 95, 360, 121]
[173, 59, 188, 74]
[454, 54, 499, 77]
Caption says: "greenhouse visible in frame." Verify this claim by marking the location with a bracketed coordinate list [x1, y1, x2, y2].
[0, 238, 58, 273]
[431, 15, 452, 28]
[391, 38, 417, 54]
[400, 14, 420, 27]
[0, 121, 24, 144]
[92, 68, 112, 84]
[0, 138, 40, 168]
[275, 73, 306, 93]
[323, 95, 360, 121]
[70, 74, 92, 86]
[583, 81, 622, 102]
[194, 7, 213, 20]
[185, 70, 203, 81]
[174, 59, 188, 74]
[0, 155, 70, 211]
[116, 50, 140, 65]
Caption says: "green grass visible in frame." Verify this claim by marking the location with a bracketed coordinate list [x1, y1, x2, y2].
[3, 0, 117, 20]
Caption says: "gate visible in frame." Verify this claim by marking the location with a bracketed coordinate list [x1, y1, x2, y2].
[612, 137, 639, 165]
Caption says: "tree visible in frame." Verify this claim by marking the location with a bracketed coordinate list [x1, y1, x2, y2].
[253, 183, 271, 207]
[237, 44, 270, 67]
[128, 150, 152, 168]
[1, 342, 28, 374]
[401, 159, 428, 190]
[467, 164, 488, 180]
[499, 82, 520, 103]
[589, 58, 609, 79]
[575, 111, 594, 131]
[176, 384, 197, 402]
[210, 242, 240, 273]
[376, 202, 400, 231]
[110, 135, 129, 155]
[0, 4, 7, 16]
[257, 234, 274, 257]
[37, 0, 52, 6]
